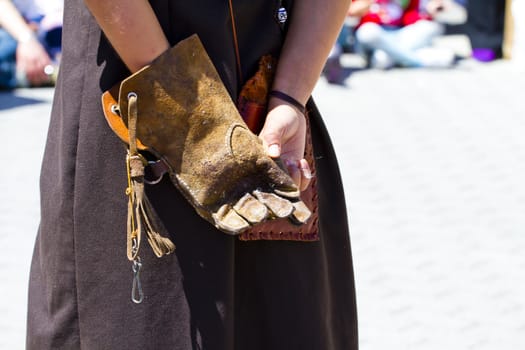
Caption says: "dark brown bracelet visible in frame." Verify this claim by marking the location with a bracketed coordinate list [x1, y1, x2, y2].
[269, 90, 306, 115]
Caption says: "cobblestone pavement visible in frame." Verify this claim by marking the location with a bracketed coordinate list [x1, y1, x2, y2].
[1, 57, 524, 349]
[0, 88, 54, 349]
[313, 58, 525, 350]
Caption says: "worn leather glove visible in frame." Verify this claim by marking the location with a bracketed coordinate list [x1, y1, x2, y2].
[104, 34, 311, 235]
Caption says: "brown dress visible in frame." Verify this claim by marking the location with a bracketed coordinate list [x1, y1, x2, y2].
[27, 0, 358, 349]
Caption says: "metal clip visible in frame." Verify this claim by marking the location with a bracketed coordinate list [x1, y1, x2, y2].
[131, 258, 144, 304]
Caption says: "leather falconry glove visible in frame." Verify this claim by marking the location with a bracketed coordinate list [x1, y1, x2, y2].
[103, 35, 312, 242]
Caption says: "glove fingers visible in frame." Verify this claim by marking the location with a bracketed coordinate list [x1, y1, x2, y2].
[288, 201, 312, 225]
[233, 193, 268, 224]
[263, 159, 301, 199]
[253, 190, 294, 218]
[212, 204, 250, 234]
[273, 187, 301, 199]
[256, 157, 301, 199]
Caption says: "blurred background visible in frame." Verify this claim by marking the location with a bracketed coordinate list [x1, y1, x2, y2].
[1, 0, 524, 349]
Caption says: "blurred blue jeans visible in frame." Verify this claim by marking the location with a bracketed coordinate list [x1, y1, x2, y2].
[355, 20, 444, 67]
[0, 29, 18, 89]
[41, 27, 62, 61]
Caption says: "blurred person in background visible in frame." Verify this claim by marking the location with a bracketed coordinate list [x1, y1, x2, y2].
[464, 0, 506, 62]
[325, 0, 458, 82]
[0, 0, 62, 89]
[355, 0, 456, 69]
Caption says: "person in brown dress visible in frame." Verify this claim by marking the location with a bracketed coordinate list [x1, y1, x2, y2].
[26, 0, 358, 349]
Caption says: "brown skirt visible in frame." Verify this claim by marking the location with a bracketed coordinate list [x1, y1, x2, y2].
[26, 1, 358, 349]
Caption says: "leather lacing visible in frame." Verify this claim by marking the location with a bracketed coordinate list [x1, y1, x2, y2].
[228, 0, 243, 84]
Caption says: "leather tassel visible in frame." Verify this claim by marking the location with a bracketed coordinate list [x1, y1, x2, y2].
[126, 154, 175, 259]
[140, 192, 176, 258]
[126, 94, 175, 261]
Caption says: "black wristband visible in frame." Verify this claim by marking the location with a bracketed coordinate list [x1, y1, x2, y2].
[269, 90, 306, 114]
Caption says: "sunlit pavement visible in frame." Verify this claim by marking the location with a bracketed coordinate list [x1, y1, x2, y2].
[314, 57, 525, 349]
[0, 87, 54, 349]
[1, 53, 524, 349]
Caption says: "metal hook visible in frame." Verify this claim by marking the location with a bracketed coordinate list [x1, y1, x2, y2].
[131, 237, 139, 258]
[131, 258, 144, 304]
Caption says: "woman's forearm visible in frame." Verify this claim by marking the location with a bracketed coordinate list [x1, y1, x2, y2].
[0, 0, 35, 43]
[85, 0, 349, 90]
[83, 0, 169, 72]
[273, 0, 352, 104]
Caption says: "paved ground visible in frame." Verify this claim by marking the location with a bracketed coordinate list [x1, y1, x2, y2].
[0, 88, 54, 349]
[313, 57, 525, 350]
[1, 44, 524, 349]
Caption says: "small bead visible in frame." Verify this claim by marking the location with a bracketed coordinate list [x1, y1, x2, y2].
[277, 7, 288, 24]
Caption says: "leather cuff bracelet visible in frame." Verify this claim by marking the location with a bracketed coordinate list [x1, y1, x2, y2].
[269, 90, 306, 115]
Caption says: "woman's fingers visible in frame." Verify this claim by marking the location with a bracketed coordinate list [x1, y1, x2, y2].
[284, 159, 301, 190]
[285, 158, 312, 191]
[299, 158, 313, 190]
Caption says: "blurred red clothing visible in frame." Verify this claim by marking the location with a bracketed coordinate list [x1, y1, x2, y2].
[360, 0, 432, 27]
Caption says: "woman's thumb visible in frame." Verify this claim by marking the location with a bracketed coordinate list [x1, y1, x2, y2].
[259, 124, 284, 158]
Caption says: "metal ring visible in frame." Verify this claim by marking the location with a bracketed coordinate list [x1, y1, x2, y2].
[144, 174, 164, 185]
[144, 161, 166, 185]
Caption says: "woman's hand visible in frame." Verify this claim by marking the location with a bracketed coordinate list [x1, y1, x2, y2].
[16, 37, 52, 86]
[0, 0, 52, 85]
[348, 0, 374, 18]
[425, 0, 445, 17]
[258, 99, 312, 191]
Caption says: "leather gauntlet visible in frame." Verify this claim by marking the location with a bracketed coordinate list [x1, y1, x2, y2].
[103, 35, 312, 245]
